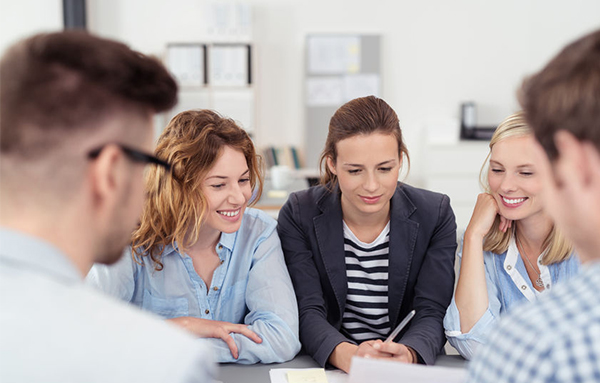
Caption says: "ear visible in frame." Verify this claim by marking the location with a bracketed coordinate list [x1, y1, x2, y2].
[88, 145, 128, 212]
[327, 156, 337, 175]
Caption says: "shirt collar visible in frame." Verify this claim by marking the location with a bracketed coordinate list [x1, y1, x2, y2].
[167, 229, 238, 255]
[0, 228, 82, 284]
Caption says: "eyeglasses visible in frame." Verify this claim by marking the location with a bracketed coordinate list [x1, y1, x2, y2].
[88, 144, 172, 172]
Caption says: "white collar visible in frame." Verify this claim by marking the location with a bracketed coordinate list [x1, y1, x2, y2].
[503, 237, 552, 301]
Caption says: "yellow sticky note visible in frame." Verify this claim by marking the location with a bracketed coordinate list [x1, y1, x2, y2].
[286, 368, 329, 383]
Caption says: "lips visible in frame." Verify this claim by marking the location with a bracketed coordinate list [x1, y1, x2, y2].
[217, 208, 242, 222]
[360, 195, 382, 204]
[500, 195, 527, 208]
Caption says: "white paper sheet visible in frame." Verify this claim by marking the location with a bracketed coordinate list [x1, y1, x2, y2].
[342, 74, 380, 101]
[349, 357, 466, 383]
[306, 77, 343, 106]
[307, 36, 360, 74]
[270, 368, 348, 383]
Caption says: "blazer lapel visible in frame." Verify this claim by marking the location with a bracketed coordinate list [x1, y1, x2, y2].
[388, 184, 418, 326]
[313, 188, 348, 320]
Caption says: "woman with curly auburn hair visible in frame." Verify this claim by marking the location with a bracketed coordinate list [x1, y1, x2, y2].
[87, 109, 301, 364]
[443, 111, 580, 360]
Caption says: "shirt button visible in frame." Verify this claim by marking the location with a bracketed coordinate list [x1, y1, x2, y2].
[213, 286, 219, 291]
[218, 245, 223, 250]
[521, 285, 527, 290]
[506, 265, 512, 270]
[220, 259, 224, 265]
[546, 284, 550, 289]
[205, 309, 210, 314]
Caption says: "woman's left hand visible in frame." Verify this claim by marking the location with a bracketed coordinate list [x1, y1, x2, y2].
[356, 340, 416, 363]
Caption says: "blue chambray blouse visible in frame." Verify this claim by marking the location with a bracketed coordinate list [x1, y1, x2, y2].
[86, 208, 301, 364]
[443, 237, 580, 360]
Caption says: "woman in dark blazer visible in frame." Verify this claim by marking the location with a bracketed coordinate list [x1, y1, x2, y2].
[277, 96, 457, 372]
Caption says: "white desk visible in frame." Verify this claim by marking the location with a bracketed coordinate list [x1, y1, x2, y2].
[218, 353, 466, 383]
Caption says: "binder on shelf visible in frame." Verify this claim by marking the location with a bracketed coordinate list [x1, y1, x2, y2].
[166, 43, 207, 87]
[209, 43, 252, 87]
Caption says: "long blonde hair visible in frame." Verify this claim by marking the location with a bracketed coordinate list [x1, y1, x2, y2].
[131, 109, 263, 270]
[480, 111, 572, 265]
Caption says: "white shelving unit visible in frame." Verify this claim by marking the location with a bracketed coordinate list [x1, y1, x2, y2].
[161, 42, 256, 137]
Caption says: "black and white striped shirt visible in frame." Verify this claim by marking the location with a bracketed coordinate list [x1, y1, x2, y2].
[341, 221, 391, 342]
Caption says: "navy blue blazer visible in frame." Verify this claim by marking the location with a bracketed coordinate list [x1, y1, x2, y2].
[277, 183, 457, 366]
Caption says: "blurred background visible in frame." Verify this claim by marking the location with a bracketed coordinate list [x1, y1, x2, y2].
[1, 0, 599, 230]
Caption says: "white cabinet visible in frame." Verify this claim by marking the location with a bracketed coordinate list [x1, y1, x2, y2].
[422, 141, 490, 233]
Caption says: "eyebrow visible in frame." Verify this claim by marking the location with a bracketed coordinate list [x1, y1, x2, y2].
[205, 169, 250, 181]
[343, 159, 397, 167]
[489, 160, 534, 168]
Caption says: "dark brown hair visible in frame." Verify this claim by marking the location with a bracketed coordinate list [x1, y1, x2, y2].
[131, 109, 263, 270]
[519, 28, 600, 160]
[319, 96, 409, 187]
[0, 30, 177, 158]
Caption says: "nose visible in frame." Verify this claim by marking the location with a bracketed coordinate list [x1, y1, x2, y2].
[363, 172, 379, 193]
[499, 173, 517, 193]
[227, 183, 247, 206]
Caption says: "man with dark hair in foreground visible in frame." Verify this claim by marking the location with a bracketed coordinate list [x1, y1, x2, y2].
[0, 31, 215, 382]
[468, 29, 600, 383]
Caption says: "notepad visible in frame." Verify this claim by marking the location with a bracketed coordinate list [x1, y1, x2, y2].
[287, 368, 328, 383]
[270, 368, 347, 383]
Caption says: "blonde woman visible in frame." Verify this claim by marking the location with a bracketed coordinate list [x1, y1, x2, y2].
[443, 112, 580, 360]
[86, 109, 301, 364]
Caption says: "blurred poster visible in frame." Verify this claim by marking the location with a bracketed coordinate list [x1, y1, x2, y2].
[308, 35, 360, 74]
[306, 77, 343, 106]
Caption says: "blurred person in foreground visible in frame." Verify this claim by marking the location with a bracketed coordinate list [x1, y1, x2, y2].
[467, 28, 600, 383]
[0, 31, 215, 382]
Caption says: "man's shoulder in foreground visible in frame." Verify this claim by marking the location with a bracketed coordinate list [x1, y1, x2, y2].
[0, 230, 216, 383]
[467, 261, 600, 383]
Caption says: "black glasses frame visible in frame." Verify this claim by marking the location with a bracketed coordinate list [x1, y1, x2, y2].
[88, 144, 172, 172]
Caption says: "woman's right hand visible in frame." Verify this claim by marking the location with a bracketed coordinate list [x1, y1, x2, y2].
[167, 317, 262, 359]
[465, 193, 511, 240]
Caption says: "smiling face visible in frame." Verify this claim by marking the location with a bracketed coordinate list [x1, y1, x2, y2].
[487, 134, 546, 224]
[201, 146, 252, 236]
[328, 132, 401, 220]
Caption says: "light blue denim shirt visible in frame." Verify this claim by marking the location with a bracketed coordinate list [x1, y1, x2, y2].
[443, 237, 580, 360]
[86, 208, 301, 364]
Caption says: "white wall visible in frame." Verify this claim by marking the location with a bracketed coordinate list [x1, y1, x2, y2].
[0, 0, 62, 54]
[2, 0, 599, 184]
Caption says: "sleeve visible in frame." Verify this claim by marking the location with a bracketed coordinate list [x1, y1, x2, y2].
[277, 193, 352, 367]
[205, 224, 301, 364]
[398, 194, 458, 365]
[85, 248, 137, 302]
[443, 241, 503, 360]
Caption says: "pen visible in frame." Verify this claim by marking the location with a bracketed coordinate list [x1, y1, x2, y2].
[384, 309, 416, 343]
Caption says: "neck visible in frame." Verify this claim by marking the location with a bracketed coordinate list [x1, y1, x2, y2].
[515, 214, 553, 255]
[0, 210, 94, 277]
[185, 224, 221, 256]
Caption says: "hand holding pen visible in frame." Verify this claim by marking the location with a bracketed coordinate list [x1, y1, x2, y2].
[356, 310, 418, 363]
